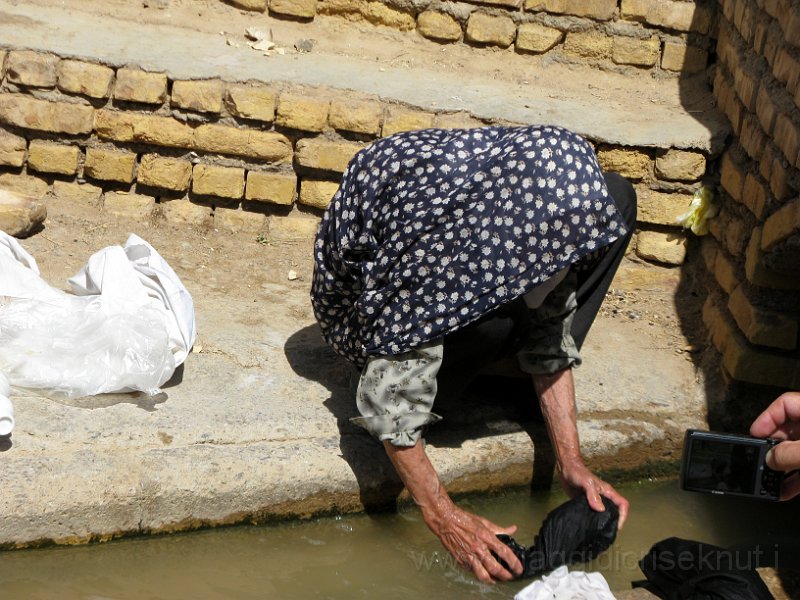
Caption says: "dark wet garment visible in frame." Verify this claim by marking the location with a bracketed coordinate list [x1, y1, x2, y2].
[496, 494, 619, 579]
[633, 537, 774, 600]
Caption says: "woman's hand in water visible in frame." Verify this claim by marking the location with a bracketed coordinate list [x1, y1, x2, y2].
[559, 460, 629, 529]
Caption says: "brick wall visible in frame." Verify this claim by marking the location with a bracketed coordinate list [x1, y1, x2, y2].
[703, 0, 800, 389]
[0, 48, 708, 258]
[222, 0, 715, 77]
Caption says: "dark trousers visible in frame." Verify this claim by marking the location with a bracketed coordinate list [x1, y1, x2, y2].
[438, 172, 637, 398]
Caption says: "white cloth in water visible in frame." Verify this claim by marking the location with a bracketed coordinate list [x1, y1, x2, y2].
[514, 566, 617, 600]
[0, 231, 196, 399]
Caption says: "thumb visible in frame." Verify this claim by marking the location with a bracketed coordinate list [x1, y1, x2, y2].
[586, 488, 605, 512]
[496, 524, 517, 536]
[766, 440, 800, 472]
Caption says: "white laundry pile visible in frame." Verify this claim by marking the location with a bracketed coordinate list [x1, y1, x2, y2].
[0, 231, 196, 435]
[514, 566, 617, 600]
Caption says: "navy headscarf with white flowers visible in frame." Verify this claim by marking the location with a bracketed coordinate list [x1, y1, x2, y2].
[311, 125, 627, 367]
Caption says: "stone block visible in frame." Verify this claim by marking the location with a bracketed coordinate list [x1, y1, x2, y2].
[193, 124, 292, 162]
[524, 0, 616, 20]
[635, 230, 687, 264]
[57, 60, 115, 99]
[714, 249, 739, 294]
[612, 35, 660, 67]
[0, 94, 93, 135]
[0, 189, 46, 237]
[52, 180, 103, 204]
[434, 112, 485, 129]
[417, 11, 462, 42]
[360, 1, 415, 30]
[328, 99, 383, 136]
[114, 68, 168, 104]
[27, 141, 81, 176]
[774, 113, 800, 167]
[171, 79, 224, 114]
[268, 215, 319, 241]
[654, 149, 706, 181]
[5, 51, 57, 88]
[214, 207, 266, 233]
[138, 154, 192, 191]
[661, 42, 708, 73]
[382, 108, 435, 136]
[516, 23, 563, 54]
[465, 13, 516, 48]
[729, 285, 798, 350]
[295, 138, 363, 173]
[83, 147, 137, 183]
[161, 199, 212, 227]
[95, 110, 193, 149]
[635, 187, 693, 226]
[0, 50, 6, 79]
[720, 151, 746, 202]
[0, 173, 49, 198]
[620, 0, 712, 34]
[276, 94, 329, 132]
[245, 171, 296, 205]
[0, 129, 26, 167]
[299, 179, 339, 209]
[742, 173, 768, 219]
[269, 0, 317, 19]
[104, 192, 155, 220]
[761, 197, 800, 250]
[192, 164, 245, 199]
[228, 0, 267, 10]
[596, 146, 650, 180]
[564, 31, 613, 60]
[224, 85, 276, 122]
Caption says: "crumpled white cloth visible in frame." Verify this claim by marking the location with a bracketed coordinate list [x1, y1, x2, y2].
[514, 566, 617, 600]
[0, 231, 196, 400]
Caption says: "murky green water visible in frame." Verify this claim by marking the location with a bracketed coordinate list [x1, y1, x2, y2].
[2, 480, 798, 599]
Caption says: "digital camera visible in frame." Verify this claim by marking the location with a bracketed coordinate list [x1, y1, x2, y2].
[680, 429, 783, 501]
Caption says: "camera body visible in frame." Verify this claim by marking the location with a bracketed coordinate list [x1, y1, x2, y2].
[680, 429, 783, 501]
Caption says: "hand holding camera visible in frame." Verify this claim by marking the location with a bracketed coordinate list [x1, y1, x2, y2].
[749, 391, 800, 500]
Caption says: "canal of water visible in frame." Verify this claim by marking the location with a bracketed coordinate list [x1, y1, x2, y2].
[2, 480, 798, 599]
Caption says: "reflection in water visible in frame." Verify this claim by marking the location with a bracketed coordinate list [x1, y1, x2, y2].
[1, 480, 798, 599]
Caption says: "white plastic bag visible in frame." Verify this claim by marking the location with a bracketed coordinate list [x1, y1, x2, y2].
[0, 231, 195, 401]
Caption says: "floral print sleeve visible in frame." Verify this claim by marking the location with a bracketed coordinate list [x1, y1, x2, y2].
[351, 340, 443, 447]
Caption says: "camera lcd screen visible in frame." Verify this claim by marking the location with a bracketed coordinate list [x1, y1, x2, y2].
[684, 437, 760, 494]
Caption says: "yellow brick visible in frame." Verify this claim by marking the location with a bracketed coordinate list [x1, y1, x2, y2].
[635, 187, 693, 226]
[745, 227, 800, 290]
[94, 110, 193, 148]
[27, 141, 81, 176]
[229, 0, 267, 9]
[296, 138, 363, 173]
[596, 146, 650, 180]
[434, 112, 485, 130]
[0, 50, 6, 79]
[0, 189, 46, 237]
[465, 13, 516, 48]
[329, 99, 383, 136]
[417, 11, 462, 42]
[721, 329, 800, 388]
[0, 173, 49, 198]
[299, 179, 339, 209]
[769, 153, 793, 201]
[0, 129, 26, 167]
[160, 199, 212, 227]
[171, 79, 224, 114]
[654, 149, 706, 181]
[516, 23, 563, 54]
[268, 215, 319, 241]
[775, 113, 800, 167]
[635, 230, 687, 264]
[382, 108, 434, 136]
[741, 173, 767, 219]
[245, 171, 296, 205]
[661, 42, 708, 73]
[214, 207, 266, 233]
[755, 82, 778, 136]
[563, 31, 613, 60]
[57, 60, 115, 99]
[276, 94, 330, 132]
[714, 249, 739, 294]
[612, 36, 660, 67]
[225, 85, 276, 122]
[192, 164, 245, 198]
[193, 124, 292, 162]
[621, 0, 712, 34]
[138, 154, 192, 191]
[114, 68, 168, 104]
[524, 0, 616, 20]
[52, 180, 103, 204]
[0, 93, 93, 135]
[720, 151, 746, 202]
[772, 47, 800, 92]
[361, 1, 415, 30]
[104, 191, 155, 220]
[728, 285, 797, 350]
[83, 147, 137, 183]
[5, 51, 57, 87]
[269, 0, 317, 19]
[761, 197, 800, 250]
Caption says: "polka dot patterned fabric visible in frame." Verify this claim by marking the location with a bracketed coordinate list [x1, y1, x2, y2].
[311, 125, 627, 367]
